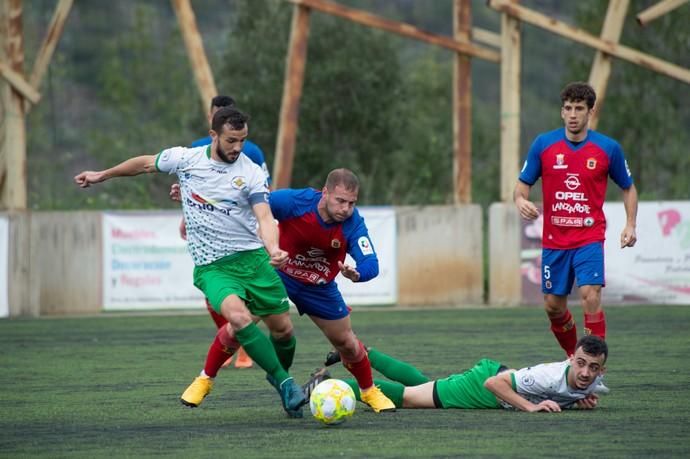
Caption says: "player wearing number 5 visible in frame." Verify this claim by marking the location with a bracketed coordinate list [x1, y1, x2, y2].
[514, 82, 638, 356]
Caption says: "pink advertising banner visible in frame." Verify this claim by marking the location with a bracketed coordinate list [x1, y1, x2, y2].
[521, 202, 690, 305]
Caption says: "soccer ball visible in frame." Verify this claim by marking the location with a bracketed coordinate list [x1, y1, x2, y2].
[309, 379, 356, 425]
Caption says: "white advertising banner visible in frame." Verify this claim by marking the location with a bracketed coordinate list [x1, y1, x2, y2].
[337, 207, 397, 305]
[521, 201, 690, 305]
[103, 207, 398, 310]
[0, 215, 9, 318]
[103, 212, 203, 310]
[602, 201, 690, 305]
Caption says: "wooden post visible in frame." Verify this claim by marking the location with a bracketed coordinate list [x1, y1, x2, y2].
[637, 0, 688, 26]
[588, 0, 629, 130]
[171, 0, 217, 116]
[273, 5, 310, 190]
[453, 0, 472, 204]
[0, 0, 27, 210]
[24, 0, 73, 113]
[500, 0, 520, 203]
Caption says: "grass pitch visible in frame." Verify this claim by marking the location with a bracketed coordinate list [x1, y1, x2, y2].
[1, 305, 689, 458]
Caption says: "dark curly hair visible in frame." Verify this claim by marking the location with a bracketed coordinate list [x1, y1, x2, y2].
[575, 335, 608, 362]
[560, 82, 596, 109]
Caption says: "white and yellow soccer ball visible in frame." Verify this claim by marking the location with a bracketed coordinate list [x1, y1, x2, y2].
[309, 379, 356, 425]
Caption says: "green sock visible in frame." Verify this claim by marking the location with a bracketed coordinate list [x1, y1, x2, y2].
[235, 323, 290, 383]
[368, 347, 430, 386]
[345, 378, 405, 408]
[270, 334, 296, 371]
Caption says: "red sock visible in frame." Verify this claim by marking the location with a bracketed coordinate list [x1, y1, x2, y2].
[549, 309, 578, 357]
[203, 325, 240, 378]
[206, 299, 228, 329]
[342, 341, 374, 390]
[584, 310, 606, 340]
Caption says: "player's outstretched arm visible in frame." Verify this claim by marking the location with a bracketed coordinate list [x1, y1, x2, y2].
[484, 371, 561, 413]
[74, 155, 158, 188]
[514, 181, 539, 221]
[620, 184, 638, 248]
[253, 202, 288, 267]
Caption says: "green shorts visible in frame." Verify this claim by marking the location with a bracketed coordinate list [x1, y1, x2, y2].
[193, 248, 290, 317]
[434, 358, 503, 409]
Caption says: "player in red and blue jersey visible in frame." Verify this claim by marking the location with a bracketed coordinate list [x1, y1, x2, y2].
[181, 168, 397, 413]
[267, 169, 396, 413]
[514, 82, 638, 357]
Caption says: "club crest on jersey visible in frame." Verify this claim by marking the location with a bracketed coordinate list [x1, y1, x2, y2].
[331, 239, 341, 249]
[553, 153, 568, 169]
[358, 236, 374, 255]
[586, 158, 597, 170]
[521, 374, 535, 387]
[231, 176, 247, 190]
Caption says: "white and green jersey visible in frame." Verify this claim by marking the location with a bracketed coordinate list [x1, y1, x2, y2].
[156, 145, 270, 266]
[503, 360, 604, 409]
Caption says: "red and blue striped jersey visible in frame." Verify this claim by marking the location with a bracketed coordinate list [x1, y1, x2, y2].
[269, 188, 379, 285]
[519, 128, 633, 249]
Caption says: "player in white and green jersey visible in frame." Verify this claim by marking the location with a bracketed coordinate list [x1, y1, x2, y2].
[307, 335, 607, 413]
[74, 107, 307, 418]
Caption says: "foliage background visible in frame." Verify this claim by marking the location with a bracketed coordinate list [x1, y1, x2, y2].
[21, 0, 690, 210]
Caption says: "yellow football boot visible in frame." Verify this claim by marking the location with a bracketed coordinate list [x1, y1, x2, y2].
[360, 385, 396, 413]
[180, 376, 213, 407]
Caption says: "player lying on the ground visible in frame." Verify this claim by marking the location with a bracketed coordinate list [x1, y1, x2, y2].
[306, 335, 608, 412]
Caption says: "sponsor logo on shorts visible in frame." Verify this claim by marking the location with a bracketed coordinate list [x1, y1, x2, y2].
[545, 280, 552, 289]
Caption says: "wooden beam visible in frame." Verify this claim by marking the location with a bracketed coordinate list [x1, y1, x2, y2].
[453, 0, 472, 204]
[23, 0, 72, 112]
[472, 26, 501, 48]
[637, 0, 688, 26]
[588, 0, 629, 130]
[273, 5, 311, 189]
[171, 0, 217, 116]
[488, 0, 690, 85]
[287, 0, 500, 63]
[0, 0, 27, 210]
[499, 0, 521, 203]
[0, 60, 39, 104]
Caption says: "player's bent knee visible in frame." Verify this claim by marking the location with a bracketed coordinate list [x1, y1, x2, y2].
[263, 313, 294, 339]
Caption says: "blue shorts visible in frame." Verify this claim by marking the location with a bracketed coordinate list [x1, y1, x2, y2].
[541, 242, 605, 296]
[277, 270, 349, 320]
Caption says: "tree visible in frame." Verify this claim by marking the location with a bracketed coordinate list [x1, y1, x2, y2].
[573, 0, 690, 200]
[217, 0, 404, 204]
